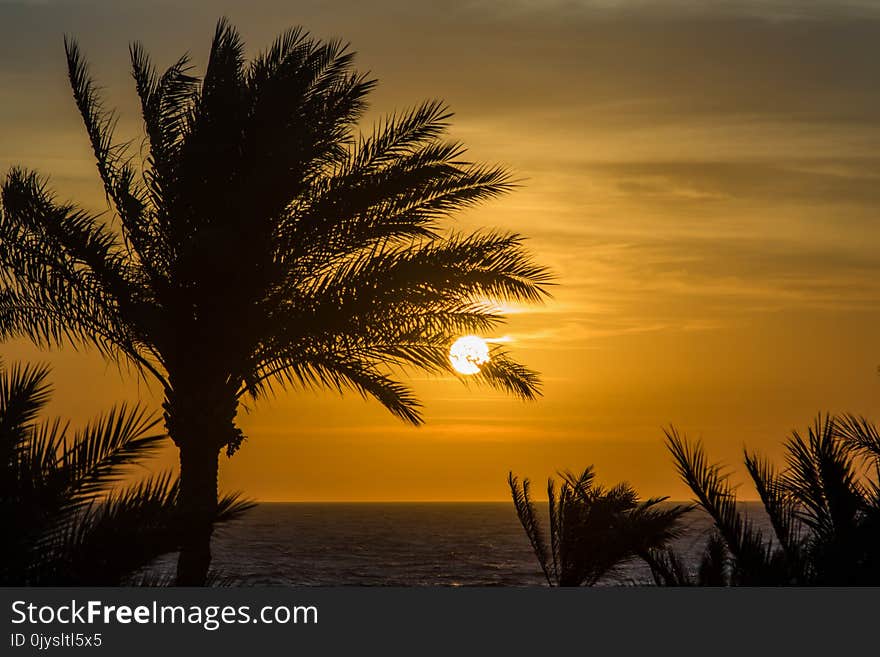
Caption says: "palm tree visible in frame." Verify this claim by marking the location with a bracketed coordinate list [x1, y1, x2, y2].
[508, 467, 692, 586]
[0, 359, 252, 585]
[0, 19, 552, 584]
[656, 415, 880, 585]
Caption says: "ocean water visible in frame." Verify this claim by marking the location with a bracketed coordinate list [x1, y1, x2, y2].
[167, 502, 773, 586]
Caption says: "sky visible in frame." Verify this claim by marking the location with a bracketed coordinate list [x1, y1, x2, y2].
[1, 0, 879, 500]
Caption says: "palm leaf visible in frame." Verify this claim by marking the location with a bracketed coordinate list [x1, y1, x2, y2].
[508, 472, 553, 585]
[837, 414, 880, 463]
[665, 427, 782, 584]
[744, 449, 803, 566]
[0, 360, 52, 449]
[58, 403, 165, 503]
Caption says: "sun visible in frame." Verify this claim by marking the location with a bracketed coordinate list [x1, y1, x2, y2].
[449, 335, 491, 375]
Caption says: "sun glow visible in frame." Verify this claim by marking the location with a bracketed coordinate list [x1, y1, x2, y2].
[449, 335, 491, 375]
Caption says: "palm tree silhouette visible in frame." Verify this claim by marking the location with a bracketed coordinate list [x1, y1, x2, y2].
[0, 19, 552, 584]
[509, 468, 692, 586]
[653, 415, 880, 585]
[0, 360, 251, 585]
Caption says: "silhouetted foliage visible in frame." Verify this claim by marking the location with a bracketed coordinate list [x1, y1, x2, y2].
[0, 360, 252, 585]
[0, 18, 551, 584]
[509, 467, 692, 586]
[652, 415, 880, 585]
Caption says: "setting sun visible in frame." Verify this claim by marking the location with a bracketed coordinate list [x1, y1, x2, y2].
[449, 336, 491, 375]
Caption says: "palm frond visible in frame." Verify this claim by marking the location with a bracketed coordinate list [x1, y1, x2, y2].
[252, 351, 423, 425]
[65, 37, 150, 250]
[48, 471, 179, 585]
[782, 416, 862, 539]
[508, 472, 553, 585]
[129, 42, 197, 273]
[284, 128, 514, 266]
[58, 403, 165, 503]
[837, 414, 880, 463]
[0, 361, 52, 448]
[744, 449, 803, 562]
[203, 18, 246, 99]
[471, 348, 542, 400]
[0, 169, 165, 386]
[243, 29, 375, 221]
[216, 490, 257, 524]
[665, 427, 781, 584]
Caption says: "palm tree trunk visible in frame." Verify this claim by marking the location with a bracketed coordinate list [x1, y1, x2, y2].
[175, 440, 220, 585]
[163, 368, 240, 586]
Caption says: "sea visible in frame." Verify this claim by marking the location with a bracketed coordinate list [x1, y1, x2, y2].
[162, 502, 773, 586]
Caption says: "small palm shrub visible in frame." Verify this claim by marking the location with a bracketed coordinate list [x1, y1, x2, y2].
[509, 467, 692, 586]
[0, 360, 252, 585]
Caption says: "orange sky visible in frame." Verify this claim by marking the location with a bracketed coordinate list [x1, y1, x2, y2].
[2, 0, 880, 500]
